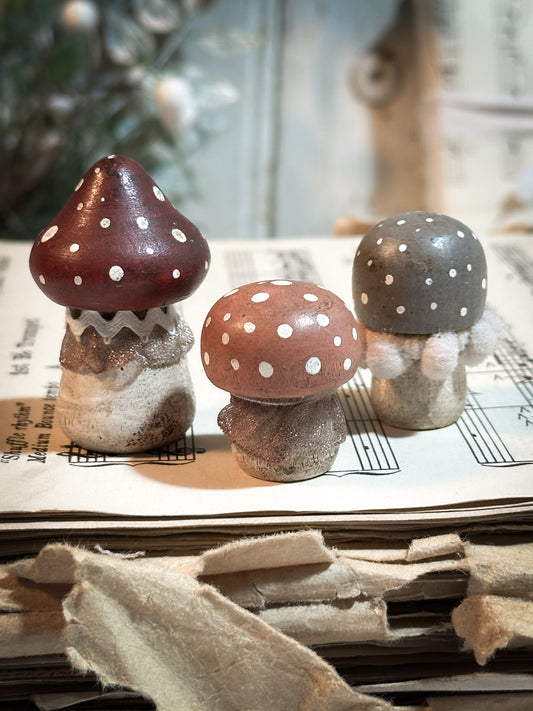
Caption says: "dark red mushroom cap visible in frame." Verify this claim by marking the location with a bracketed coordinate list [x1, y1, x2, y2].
[201, 280, 361, 401]
[29, 155, 210, 312]
[352, 211, 487, 335]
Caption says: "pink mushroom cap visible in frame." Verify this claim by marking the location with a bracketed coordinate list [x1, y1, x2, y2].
[201, 280, 361, 401]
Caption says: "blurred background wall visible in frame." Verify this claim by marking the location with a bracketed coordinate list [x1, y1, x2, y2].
[2, 0, 533, 241]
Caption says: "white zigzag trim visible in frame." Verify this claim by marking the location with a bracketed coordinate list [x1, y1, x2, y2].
[66, 306, 179, 344]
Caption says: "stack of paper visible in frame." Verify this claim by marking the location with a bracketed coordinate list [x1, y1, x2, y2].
[1, 235, 532, 708]
[1, 530, 533, 709]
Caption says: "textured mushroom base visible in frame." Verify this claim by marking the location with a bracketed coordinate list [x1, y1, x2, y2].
[57, 359, 195, 453]
[218, 393, 347, 482]
[56, 309, 196, 453]
[370, 360, 467, 430]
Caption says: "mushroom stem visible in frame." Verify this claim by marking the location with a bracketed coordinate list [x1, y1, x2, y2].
[370, 360, 466, 430]
[56, 306, 195, 453]
[217, 393, 347, 482]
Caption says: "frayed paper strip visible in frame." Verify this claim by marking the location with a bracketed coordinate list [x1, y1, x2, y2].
[5, 532, 533, 708]
[452, 594, 533, 665]
[22, 544, 393, 711]
[195, 529, 336, 577]
[466, 542, 533, 600]
[260, 598, 389, 647]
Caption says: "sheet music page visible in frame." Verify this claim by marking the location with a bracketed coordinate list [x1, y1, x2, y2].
[1, 235, 532, 517]
[434, 1, 533, 229]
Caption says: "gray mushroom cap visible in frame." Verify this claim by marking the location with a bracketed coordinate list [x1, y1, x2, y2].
[352, 211, 488, 335]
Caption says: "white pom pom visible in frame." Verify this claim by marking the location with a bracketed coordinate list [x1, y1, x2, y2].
[456, 329, 470, 351]
[461, 309, 504, 366]
[400, 334, 424, 361]
[365, 331, 408, 379]
[421, 332, 460, 380]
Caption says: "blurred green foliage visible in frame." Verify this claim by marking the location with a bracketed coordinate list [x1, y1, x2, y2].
[0, 0, 245, 238]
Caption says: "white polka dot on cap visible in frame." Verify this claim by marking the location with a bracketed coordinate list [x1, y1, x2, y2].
[277, 324, 293, 338]
[109, 265, 124, 281]
[153, 186, 165, 201]
[305, 357, 321, 375]
[251, 292, 269, 303]
[172, 228, 187, 242]
[41, 225, 58, 243]
[259, 361, 274, 378]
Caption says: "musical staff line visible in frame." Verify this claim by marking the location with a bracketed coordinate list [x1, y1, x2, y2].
[336, 373, 399, 475]
[59, 429, 202, 467]
[456, 326, 533, 466]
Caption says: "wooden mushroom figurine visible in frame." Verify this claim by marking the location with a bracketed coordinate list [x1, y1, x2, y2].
[201, 280, 360, 481]
[29, 154, 210, 453]
[352, 210, 502, 430]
